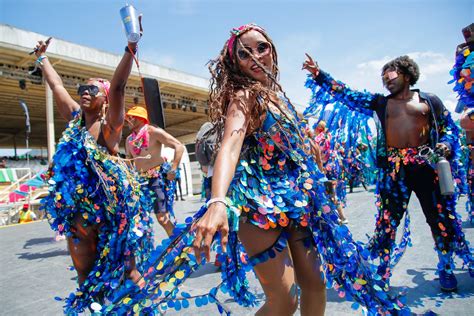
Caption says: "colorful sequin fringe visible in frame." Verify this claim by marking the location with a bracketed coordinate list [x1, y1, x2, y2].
[449, 44, 474, 221]
[40, 112, 155, 313]
[304, 72, 472, 280]
[467, 151, 474, 223]
[100, 99, 411, 315]
[449, 45, 474, 109]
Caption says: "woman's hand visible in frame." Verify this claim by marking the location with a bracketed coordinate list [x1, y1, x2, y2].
[192, 202, 229, 264]
[33, 37, 52, 57]
[302, 53, 320, 78]
[127, 14, 143, 51]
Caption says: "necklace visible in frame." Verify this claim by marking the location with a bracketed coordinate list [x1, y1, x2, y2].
[128, 124, 149, 154]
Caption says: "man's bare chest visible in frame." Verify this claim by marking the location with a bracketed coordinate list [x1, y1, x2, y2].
[386, 98, 430, 120]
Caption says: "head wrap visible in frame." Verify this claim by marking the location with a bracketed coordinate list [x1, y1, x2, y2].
[90, 78, 110, 102]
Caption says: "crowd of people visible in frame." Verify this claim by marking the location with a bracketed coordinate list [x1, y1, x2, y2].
[31, 18, 473, 316]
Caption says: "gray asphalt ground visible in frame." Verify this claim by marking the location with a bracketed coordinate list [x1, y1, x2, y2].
[0, 187, 473, 315]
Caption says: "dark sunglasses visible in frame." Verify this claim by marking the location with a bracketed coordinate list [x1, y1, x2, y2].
[382, 71, 400, 84]
[237, 42, 271, 61]
[77, 84, 104, 97]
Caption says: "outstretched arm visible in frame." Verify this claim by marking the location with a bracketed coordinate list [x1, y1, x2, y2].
[192, 90, 252, 264]
[311, 140, 325, 172]
[150, 126, 185, 180]
[34, 39, 79, 121]
[303, 53, 378, 115]
[107, 15, 143, 131]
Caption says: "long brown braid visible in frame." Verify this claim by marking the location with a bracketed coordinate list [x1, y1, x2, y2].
[207, 24, 305, 150]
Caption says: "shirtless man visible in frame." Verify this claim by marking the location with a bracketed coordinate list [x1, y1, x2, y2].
[125, 106, 184, 236]
[304, 55, 473, 292]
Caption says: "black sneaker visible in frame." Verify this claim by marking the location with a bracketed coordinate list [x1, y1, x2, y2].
[439, 270, 457, 292]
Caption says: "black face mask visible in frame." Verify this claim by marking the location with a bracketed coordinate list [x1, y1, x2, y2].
[77, 84, 101, 97]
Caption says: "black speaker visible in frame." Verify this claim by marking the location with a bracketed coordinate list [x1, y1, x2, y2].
[142, 77, 166, 128]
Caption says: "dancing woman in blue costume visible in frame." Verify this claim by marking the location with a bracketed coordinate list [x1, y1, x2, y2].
[451, 28, 474, 223]
[107, 24, 412, 316]
[303, 53, 473, 293]
[36, 24, 154, 313]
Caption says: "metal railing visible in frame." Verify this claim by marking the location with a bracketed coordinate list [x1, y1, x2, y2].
[0, 168, 47, 225]
[0, 168, 32, 203]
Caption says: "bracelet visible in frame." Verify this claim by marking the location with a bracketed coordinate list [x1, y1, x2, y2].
[206, 197, 228, 208]
[125, 45, 137, 54]
[168, 169, 177, 175]
[35, 55, 48, 66]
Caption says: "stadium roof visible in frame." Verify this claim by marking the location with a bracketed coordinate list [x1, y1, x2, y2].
[0, 24, 210, 149]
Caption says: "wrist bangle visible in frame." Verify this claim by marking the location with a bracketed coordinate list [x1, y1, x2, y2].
[206, 197, 228, 208]
[125, 45, 137, 54]
[168, 169, 177, 175]
[35, 55, 48, 66]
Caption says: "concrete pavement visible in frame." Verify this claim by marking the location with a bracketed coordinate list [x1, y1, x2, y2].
[0, 188, 472, 315]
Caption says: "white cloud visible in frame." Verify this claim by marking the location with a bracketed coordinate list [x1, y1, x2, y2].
[275, 48, 460, 115]
[344, 51, 457, 101]
[407, 51, 453, 85]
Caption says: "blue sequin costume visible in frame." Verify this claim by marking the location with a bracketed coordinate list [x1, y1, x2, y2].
[139, 162, 177, 220]
[467, 148, 474, 223]
[40, 112, 155, 314]
[305, 71, 473, 285]
[105, 97, 410, 315]
[449, 44, 474, 222]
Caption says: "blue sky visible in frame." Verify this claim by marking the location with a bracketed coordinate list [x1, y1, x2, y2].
[1, 0, 472, 114]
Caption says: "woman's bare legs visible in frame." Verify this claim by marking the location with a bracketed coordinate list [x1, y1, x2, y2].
[238, 221, 298, 316]
[67, 214, 98, 285]
[68, 213, 143, 287]
[288, 226, 326, 316]
[125, 256, 145, 288]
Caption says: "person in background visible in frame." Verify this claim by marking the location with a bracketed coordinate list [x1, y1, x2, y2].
[195, 121, 217, 201]
[451, 23, 474, 223]
[125, 106, 185, 236]
[18, 204, 37, 224]
[0, 158, 7, 168]
[174, 165, 185, 201]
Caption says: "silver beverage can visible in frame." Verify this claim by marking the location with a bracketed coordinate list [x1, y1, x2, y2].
[120, 4, 140, 43]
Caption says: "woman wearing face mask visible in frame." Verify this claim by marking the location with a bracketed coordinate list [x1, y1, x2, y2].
[110, 24, 407, 316]
[36, 23, 154, 314]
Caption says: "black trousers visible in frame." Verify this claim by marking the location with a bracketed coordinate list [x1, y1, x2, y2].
[378, 163, 454, 241]
[369, 161, 457, 280]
